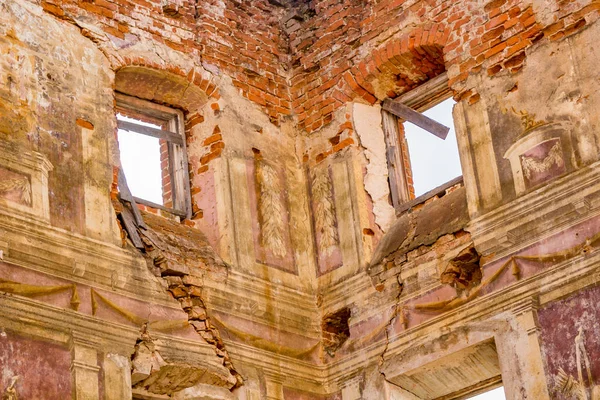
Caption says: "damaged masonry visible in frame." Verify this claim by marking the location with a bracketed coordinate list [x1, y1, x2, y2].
[1, 0, 600, 399]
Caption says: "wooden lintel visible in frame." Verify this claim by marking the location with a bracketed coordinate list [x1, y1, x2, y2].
[382, 99, 450, 140]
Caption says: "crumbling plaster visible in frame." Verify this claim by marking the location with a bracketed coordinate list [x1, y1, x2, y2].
[352, 103, 396, 233]
[1, 0, 600, 398]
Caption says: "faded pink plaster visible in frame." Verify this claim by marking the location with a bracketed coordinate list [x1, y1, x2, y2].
[0, 261, 74, 310]
[538, 284, 600, 399]
[0, 331, 72, 398]
[89, 287, 199, 340]
[0, 262, 199, 340]
[213, 311, 320, 362]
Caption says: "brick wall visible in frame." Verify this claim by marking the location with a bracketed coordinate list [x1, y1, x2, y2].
[290, 0, 599, 134]
[38, 0, 600, 135]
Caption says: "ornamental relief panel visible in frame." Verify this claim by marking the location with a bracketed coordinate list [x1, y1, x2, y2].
[310, 164, 343, 276]
[246, 157, 296, 274]
[504, 121, 574, 195]
[0, 169, 31, 207]
[256, 160, 288, 259]
[0, 142, 52, 222]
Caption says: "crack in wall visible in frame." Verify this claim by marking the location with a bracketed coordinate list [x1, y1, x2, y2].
[378, 273, 404, 389]
[142, 229, 242, 389]
[115, 198, 243, 392]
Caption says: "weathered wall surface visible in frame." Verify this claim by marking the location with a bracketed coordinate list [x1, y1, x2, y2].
[538, 284, 600, 399]
[1, 0, 600, 398]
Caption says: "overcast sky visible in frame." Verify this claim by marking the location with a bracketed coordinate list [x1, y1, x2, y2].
[468, 387, 506, 400]
[117, 114, 164, 205]
[403, 98, 462, 197]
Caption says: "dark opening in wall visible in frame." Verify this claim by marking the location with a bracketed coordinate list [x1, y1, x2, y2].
[322, 307, 351, 356]
[441, 245, 482, 292]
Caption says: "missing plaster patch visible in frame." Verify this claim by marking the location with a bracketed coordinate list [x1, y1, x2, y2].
[441, 245, 482, 291]
[352, 103, 396, 232]
[322, 307, 351, 357]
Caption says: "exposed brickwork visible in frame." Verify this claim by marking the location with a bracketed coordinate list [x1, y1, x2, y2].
[160, 139, 173, 208]
[314, 114, 355, 163]
[39, 0, 600, 136]
[397, 121, 415, 200]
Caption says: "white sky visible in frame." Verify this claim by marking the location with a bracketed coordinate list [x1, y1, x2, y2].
[117, 114, 164, 205]
[468, 387, 506, 400]
[403, 98, 462, 197]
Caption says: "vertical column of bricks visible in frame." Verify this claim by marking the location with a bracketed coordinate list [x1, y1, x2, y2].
[160, 139, 173, 208]
[397, 121, 415, 200]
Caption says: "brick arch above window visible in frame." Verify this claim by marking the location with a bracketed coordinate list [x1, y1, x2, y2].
[115, 65, 218, 113]
[341, 25, 451, 103]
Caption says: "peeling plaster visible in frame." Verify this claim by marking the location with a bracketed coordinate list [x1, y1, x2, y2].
[352, 103, 396, 232]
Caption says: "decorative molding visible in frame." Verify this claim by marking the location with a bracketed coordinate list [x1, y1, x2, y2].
[469, 160, 600, 256]
[256, 160, 287, 258]
[311, 166, 339, 256]
[504, 122, 572, 195]
[90, 289, 189, 333]
[0, 210, 176, 308]
[0, 278, 80, 311]
[0, 293, 222, 368]
[0, 142, 53, 222]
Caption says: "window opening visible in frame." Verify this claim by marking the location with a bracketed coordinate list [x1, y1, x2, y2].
[382, 73, 463, 209]
[115, 93, 191, 218]
[466, 386, 506, 400]
[117, 115, 164, 205]
[404, 97, 461, 197]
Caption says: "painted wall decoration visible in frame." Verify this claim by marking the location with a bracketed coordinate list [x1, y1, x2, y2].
[0, 169, 31, 206]
[538, 284, 600, 400]
[504, 121, 573, 195]
[0, 331, 71, 399]
[519, 138, 566, 189]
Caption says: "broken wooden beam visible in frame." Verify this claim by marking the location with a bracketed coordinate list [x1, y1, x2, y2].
[382, 99, 450, 140]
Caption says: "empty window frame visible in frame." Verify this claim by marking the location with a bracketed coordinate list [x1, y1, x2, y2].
[382, 73, 463, 209]
[116, 93, 192, 218]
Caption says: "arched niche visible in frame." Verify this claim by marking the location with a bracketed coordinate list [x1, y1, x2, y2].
[504, 121, 575, 195]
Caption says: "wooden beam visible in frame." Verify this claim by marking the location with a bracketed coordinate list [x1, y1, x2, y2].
[117, 120, 183, 145]
[382, 99, 450, 140]
[118, 168, 147, 229]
